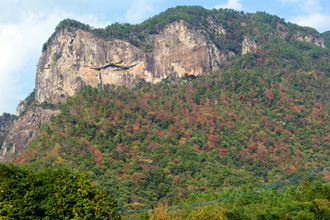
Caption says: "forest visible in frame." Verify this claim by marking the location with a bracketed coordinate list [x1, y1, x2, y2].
[2, 5, 330, 220]
[2, 162, 330, 219]
[0, 163, 120, 219]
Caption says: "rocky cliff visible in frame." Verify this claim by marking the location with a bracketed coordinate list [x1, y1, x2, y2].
[0, 113, 15, 147]
[0, 7, 327, 162]
[0, 107, 59, 162]
[0, 114, 15, 134]
[35, 20, 233, 104]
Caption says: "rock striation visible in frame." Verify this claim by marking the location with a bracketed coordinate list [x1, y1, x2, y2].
[0, 114, 15, 135]
[0, 114, 15, 147]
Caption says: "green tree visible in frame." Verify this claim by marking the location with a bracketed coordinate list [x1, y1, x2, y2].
[0, 164, 120, 219]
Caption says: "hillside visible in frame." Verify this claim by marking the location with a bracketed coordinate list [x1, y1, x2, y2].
[2, 5, 330, 218]
[18, 22, 330, 210]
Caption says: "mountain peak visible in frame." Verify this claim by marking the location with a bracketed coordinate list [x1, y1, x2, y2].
[0, 5, 328, 164]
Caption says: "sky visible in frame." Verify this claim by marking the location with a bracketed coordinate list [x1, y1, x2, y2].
[1, 0, 330, 115]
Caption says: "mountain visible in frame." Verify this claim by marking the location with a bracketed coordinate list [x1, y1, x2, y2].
[0, 6, 326, 162]
[2, 6, 330, 216]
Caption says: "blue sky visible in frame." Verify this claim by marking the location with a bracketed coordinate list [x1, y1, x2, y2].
[1, 0, 330, 114]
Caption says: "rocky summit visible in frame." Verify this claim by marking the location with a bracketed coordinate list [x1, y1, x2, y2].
[35, 20, 231, 104]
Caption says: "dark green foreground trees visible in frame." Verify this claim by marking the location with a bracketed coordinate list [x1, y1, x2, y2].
[0, 164, 120, 219]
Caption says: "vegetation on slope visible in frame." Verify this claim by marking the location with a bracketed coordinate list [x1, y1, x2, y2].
[19, 30, 330, 211]
[144, 179, 330, 219]
[12, 5, 330, 219]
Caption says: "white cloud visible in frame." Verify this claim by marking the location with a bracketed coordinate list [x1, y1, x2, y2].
[72, 14, 110, 29]
[0, 10, 110, 114]
[125, 0, 155, 24]
[280, 0, 330, 31]
[0, 12, 58, 114]
[280, 0, 322, 13]
[214, 0, 243, 11]
[291, 12, 330, 30]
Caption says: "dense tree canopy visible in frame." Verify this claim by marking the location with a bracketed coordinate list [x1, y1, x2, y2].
[0, 164, 120, 219]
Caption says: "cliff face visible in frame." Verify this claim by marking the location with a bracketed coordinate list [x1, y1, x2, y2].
[0, 107, 60, 162]
[0, 114, 15, 135]
[0, 114, 15, 147]
[35, 20, 233, 104]
[294, 32, 325, 47]
[242, 36, 258, 55]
